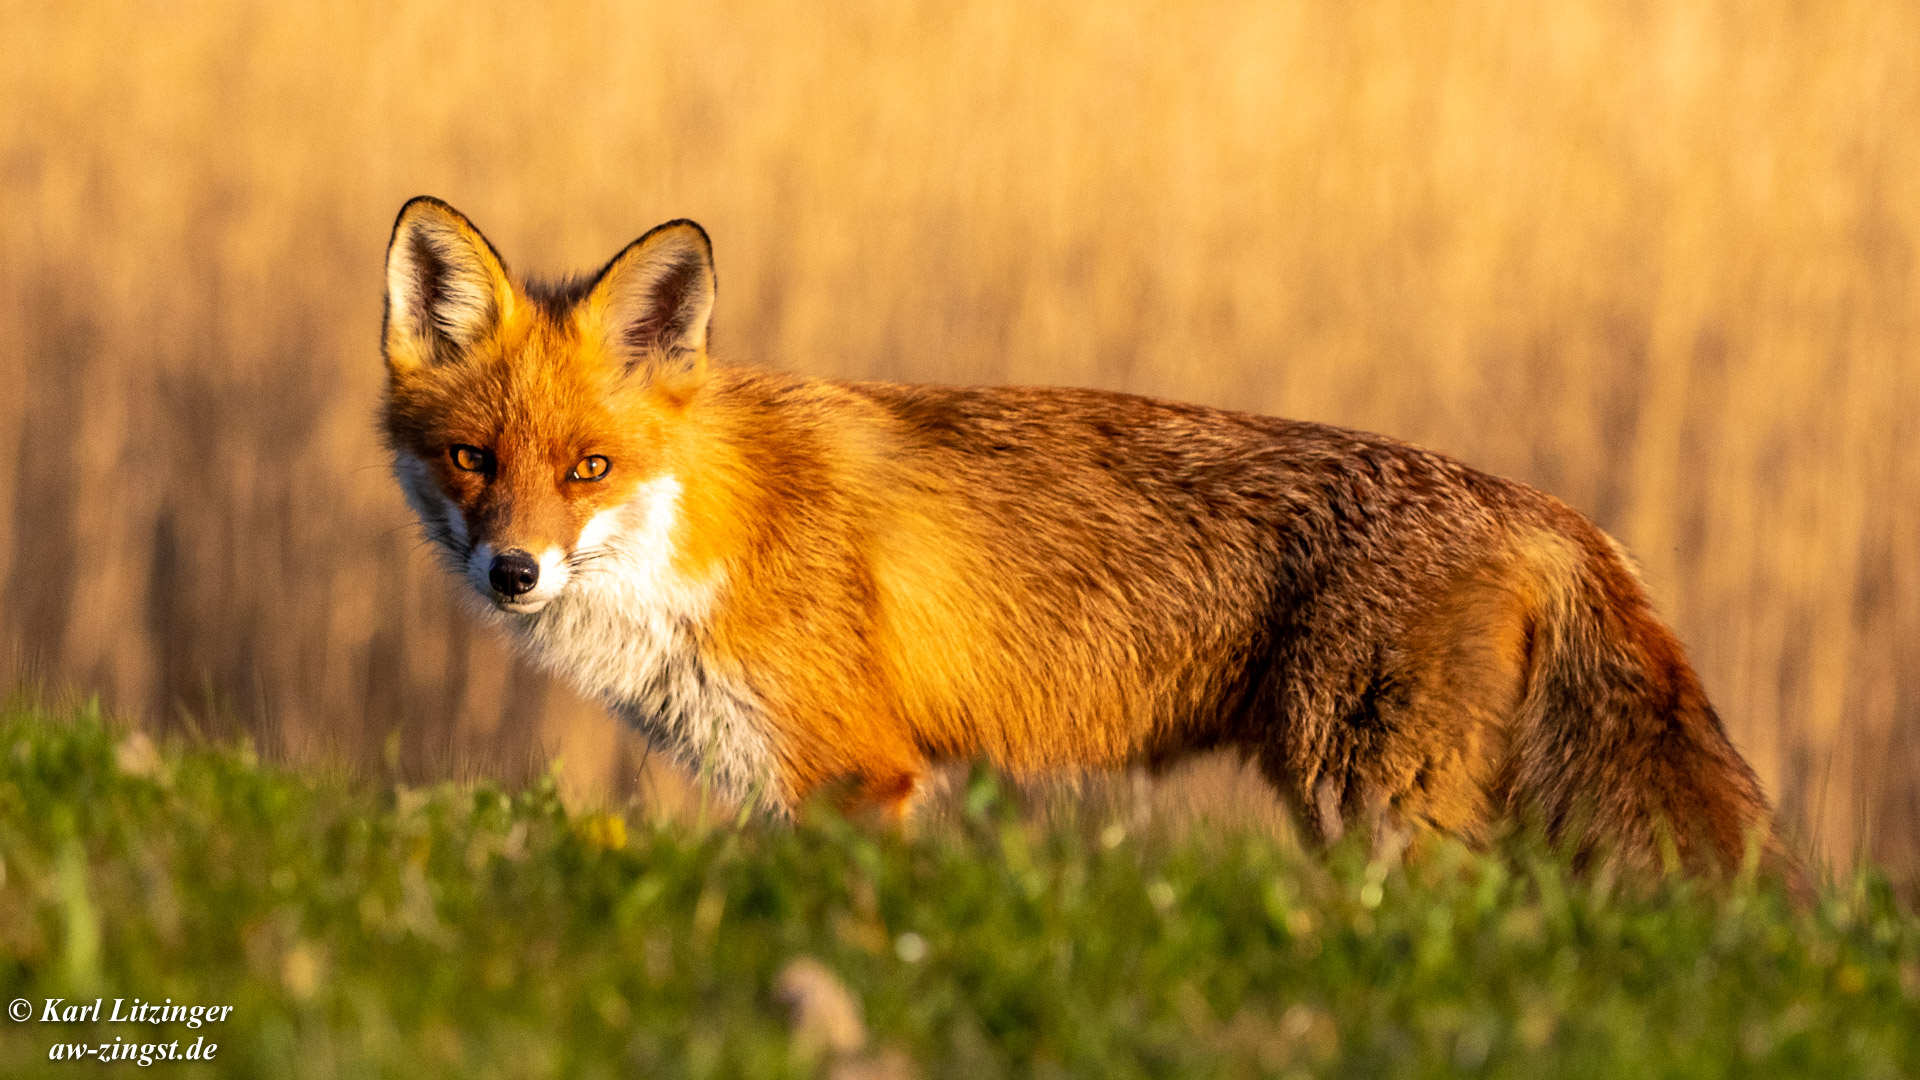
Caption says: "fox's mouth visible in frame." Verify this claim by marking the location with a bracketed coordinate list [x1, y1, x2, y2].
[493, 595, 553, 615]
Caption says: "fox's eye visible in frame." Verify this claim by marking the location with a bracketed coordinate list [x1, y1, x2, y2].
[570, 455, 611, 482]
[451, 445, 491, 473]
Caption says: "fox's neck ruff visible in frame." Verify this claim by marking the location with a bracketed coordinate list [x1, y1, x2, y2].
[505, 473, 778, 806]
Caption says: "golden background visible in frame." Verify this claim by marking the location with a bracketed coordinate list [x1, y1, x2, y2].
[2, 1, 1915, 869]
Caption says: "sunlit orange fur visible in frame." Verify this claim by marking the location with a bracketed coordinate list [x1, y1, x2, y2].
[382, 197, 1793, 880]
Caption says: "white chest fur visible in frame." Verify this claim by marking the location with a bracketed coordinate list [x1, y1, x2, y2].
[504, 476, 778, 807]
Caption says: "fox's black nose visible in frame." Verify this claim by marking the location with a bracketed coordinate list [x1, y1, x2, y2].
[488, 549, 540, 597]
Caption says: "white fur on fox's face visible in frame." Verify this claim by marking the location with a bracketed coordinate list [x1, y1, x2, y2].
[392, 450, 576, 615]
[437, 474, 687, 618]
[392, 452, 459, 550]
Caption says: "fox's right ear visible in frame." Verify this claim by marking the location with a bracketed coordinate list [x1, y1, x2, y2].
[383, 197, 515, 374]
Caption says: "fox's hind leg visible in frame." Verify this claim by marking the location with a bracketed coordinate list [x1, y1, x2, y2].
[1375, 563, 1533, 845]
[1257, 563, 1531, 854]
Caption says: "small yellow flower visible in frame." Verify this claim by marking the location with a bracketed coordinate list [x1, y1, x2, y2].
[578, 813, 628, 852]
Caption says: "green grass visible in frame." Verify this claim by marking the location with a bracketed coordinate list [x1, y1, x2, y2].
[0, 697, 1915, 1078]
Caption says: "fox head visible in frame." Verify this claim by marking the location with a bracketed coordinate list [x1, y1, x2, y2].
[380, 196, 714, 615]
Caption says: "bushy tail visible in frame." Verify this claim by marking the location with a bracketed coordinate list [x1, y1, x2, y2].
[1503, 528, 1800, 886]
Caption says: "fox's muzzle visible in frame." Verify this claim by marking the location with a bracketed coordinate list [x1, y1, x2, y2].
[488, 549, 541, 597]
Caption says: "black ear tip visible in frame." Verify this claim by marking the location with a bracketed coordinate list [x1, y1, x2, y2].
[396, 195, 441, 221]
[392, 195, 468, 233]
[641, 219, 714, 261]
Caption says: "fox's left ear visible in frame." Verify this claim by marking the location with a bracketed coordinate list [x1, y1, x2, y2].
[585, 219, 716, 372]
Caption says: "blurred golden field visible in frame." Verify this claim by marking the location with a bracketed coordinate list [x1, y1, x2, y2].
[1, 1, 1915, 870]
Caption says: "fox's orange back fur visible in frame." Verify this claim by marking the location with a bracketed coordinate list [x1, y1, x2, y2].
[381, 197, 1789, 878]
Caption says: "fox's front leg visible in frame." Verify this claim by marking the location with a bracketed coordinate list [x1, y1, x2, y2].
[854, 768, 930, 822]
[773, 713, 931, 823]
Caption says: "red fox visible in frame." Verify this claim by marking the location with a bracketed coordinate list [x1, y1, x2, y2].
[381, 196, 1786, 874]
